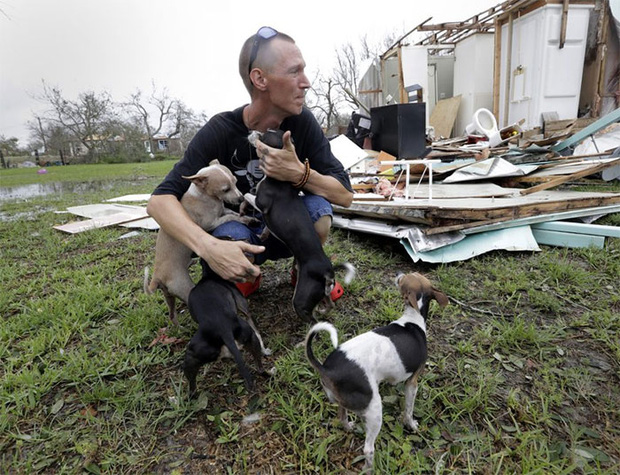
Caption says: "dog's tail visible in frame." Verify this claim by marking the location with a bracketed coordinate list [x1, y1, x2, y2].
[305, 321, 338, 371]
[335, 262, 356, 285]
[143, 266, 152, 294]
[143, 266, 159, 295]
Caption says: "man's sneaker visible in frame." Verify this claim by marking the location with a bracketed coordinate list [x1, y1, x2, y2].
[236, 274, 261, 297]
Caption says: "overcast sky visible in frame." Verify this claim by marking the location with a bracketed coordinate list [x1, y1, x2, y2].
[0, 0, 500, 146]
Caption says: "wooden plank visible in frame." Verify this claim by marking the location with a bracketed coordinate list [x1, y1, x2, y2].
[353, 193, 388, 201]
[53, 211, 149, 234]
[492, 16, 501, 119]
[531, 228, 605, 249]
[506, 155, 617, 183]
[425, 204, 620, 235]
[429, 95, 462, 139]
[592, 0, 609, 117]
[544, 118, 574, 137]
[342, 190, 620, 211]
[334, 206, 431, 225]
[551, 107, 620, 153]
[543, 117, 597, 137]
[335, 190, 620, 226]
[407, 183, 518, 199]
[427, 194, 620, 221]
[519, 158, 620, 195]
[502, 13, 514, 128]
[559, 0, 570, 48]
[352, 183, 375, 191]
[524, 158, 619, 177]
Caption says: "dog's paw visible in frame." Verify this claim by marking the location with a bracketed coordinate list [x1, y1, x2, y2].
[341, 419, 355, 432]
[267, 366, 277, 376]
[239, 216, 261, 227]
[403, 415, 419, 431]
[362, 452, 375, 473]
[262, 347, 273, 356]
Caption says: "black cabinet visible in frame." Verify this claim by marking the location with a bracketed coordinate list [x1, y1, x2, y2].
[370, 103, 426, 159]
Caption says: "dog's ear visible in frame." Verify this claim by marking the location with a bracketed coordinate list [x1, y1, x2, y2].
[404, 290, 420, 310]
[182, 174, 209, 190]
[209, 159, 220, 166]
[432, 287, 449, 307]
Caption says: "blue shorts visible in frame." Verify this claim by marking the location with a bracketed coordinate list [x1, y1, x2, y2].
[211, 193, 333, 266]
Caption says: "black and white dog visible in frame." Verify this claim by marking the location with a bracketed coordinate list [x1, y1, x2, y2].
[248, 129, 354, 321]
[305, 272, 449, 471]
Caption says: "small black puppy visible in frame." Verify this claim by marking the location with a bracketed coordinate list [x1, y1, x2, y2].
[183, 274, 267, 396]
[249, 129, 354, 321]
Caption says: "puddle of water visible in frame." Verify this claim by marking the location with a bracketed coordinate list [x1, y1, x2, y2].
[0, 181, 117, 202]
[0, 208, 55, 222]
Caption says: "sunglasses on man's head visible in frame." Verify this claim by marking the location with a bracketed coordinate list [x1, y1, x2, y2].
[248, 26, 278, 74]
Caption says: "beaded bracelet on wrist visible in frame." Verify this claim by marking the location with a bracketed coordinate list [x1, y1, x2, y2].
[293, 159, 310, 189]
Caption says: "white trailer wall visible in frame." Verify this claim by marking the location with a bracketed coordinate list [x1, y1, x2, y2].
[498, 4, 594, 128]
[453, 33, 495, 136]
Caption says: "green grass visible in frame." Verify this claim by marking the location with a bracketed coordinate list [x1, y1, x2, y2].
[1, 162, 619, 473]
[0, 160, 176, 187]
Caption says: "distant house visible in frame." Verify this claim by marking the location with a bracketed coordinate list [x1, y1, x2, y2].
[66, 133, 183, 157]
[69, 134, 122, 156]
[144, 134, 183, 155]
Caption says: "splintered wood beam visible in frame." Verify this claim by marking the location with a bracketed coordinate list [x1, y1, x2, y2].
[559, 0, 570, 48]
[520, 158, 620, 195]
[425, 204, 620, 235]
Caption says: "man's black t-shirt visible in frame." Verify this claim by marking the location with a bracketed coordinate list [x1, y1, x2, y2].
[152, 105, 352, 200]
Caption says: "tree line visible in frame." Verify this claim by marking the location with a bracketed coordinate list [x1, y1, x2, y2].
[1, 33, 395, 165]
[30, 81, 208, 164]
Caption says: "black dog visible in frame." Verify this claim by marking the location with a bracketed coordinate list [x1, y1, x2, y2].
[249, 129, 354, 322]
[183, 275, 268, 396]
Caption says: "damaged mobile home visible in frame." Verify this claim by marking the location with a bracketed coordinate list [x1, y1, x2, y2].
[331, 0, 620, 262]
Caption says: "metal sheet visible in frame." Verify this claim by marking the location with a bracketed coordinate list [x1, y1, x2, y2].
[401, 225, 540, 263]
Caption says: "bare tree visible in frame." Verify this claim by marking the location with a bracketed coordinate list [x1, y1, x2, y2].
[124, 82, 207, 155]
[126, 82, 183, 153]
[39, 81, 116, 162]
[26, 116, 48, 152]
[167, 100, 207, 150]
[309, 33, 398, 133]
[0, 135, 20, 155]
[308, 73, 347, 133]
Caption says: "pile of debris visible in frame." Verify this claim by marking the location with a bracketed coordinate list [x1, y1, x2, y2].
[51, 108, 620, 264]
[331, 107, 620, 263]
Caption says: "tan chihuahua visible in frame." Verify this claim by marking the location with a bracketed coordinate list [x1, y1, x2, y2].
[145, 159, 255, 325]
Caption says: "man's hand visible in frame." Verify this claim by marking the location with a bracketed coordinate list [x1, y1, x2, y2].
[201, 239, 264, 283]
[256, 131, 305, 183]
[148, 193, 266, 283]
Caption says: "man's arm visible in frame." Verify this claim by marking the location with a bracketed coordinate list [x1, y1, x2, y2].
[256, 131, 353, 207]
[146, 194, 264, 282]
[300, 169, 353, 207]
